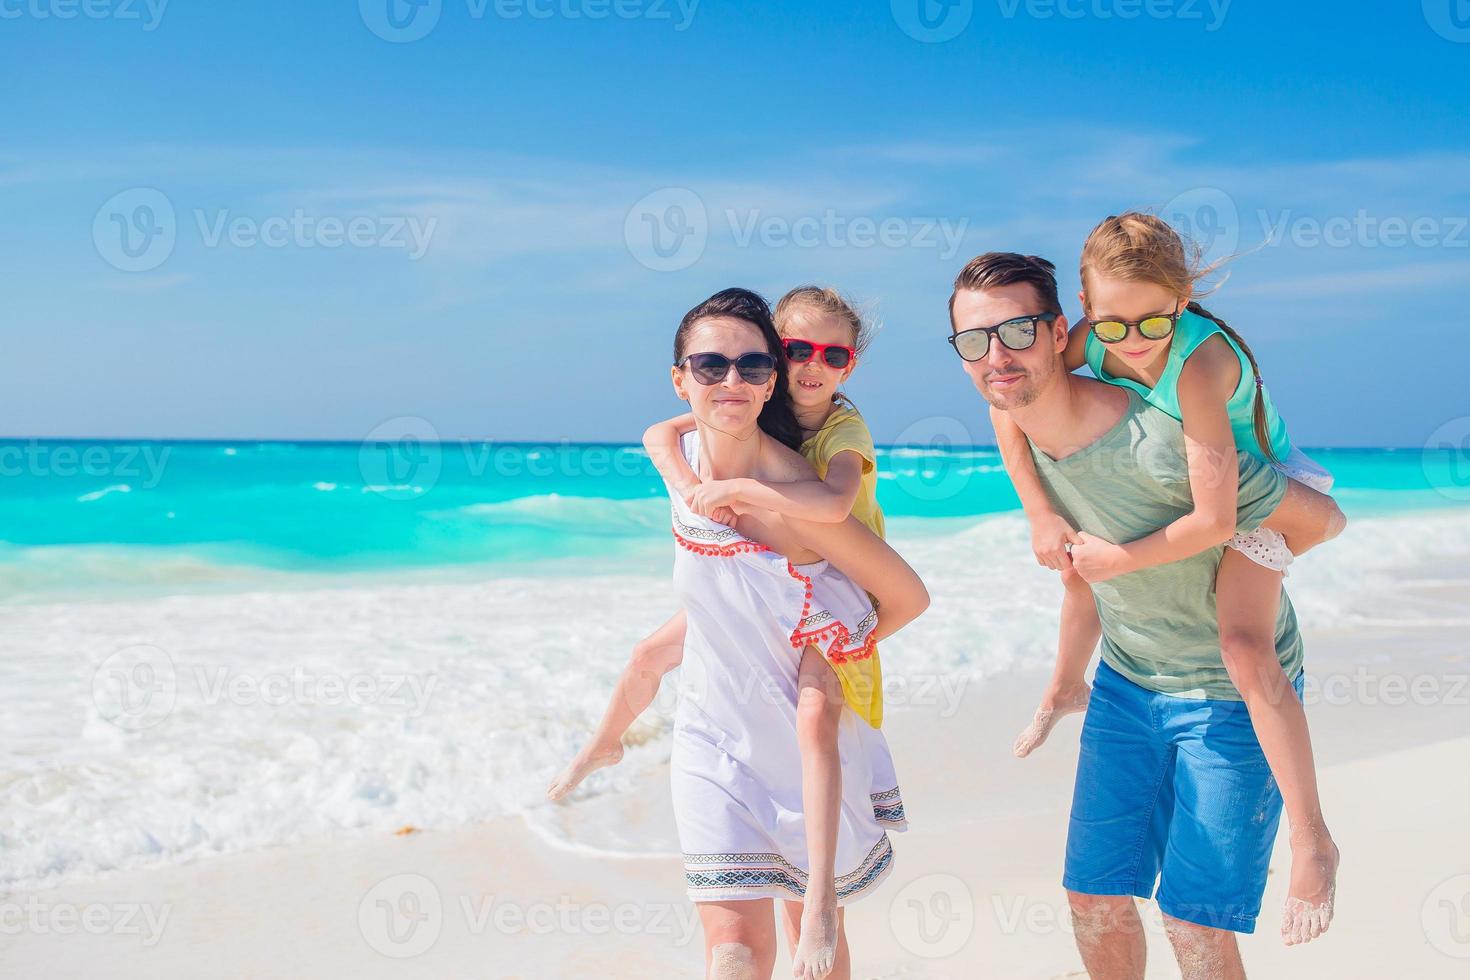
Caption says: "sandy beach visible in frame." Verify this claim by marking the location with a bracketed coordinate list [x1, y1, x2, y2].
[5, 571, 1467, 979]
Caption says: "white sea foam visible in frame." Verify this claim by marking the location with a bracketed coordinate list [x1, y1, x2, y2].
[1, 506, 1466, 891]
[442, 495, 668, 535]
[76, 484, 132, 503]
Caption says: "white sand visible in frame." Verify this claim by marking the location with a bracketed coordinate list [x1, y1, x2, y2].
[4, 616, 1468, 978]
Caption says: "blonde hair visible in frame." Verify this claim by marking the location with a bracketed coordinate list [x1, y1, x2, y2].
[1079, 211, 1277, 462]
[774, 285, 877, 356]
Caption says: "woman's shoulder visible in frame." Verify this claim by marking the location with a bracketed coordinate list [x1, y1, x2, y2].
[759, 434, 819, 482]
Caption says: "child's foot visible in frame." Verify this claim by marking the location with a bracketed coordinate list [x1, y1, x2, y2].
[545, 742, 623, 802]
[792, 893, 838, 980]
[1281, 828, 1339, 945]
[1012, 682, 1091, 758]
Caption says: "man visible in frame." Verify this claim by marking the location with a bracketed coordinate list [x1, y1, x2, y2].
[946, 252, 1330, 979]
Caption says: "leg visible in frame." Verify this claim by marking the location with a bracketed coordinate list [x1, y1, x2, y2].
[698, 899, 778, 980]
[791, 645, 844, 980]
[1215, 549, 1338, 945]
[1162, 915, 1245, 980]
[1015, 566, 1099, 757]
[546, 609, 687, 801]
[1259, 478, 1346, 557]
[1063, 663, 1173, 978]
[1067, 891, 1146, 980]
[780, 902, 849, 980]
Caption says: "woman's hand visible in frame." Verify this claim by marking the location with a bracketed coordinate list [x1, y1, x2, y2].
[1068, 532, 1136, 584]
[1031, 511, 1082, 571]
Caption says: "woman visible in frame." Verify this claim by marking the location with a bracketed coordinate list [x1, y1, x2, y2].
[663, 287, 929, 980]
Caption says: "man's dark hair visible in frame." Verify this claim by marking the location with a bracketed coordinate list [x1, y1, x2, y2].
[948, 252, 1063, 324]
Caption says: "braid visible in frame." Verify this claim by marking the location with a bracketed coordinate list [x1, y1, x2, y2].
[1188, 302, 1279, 464]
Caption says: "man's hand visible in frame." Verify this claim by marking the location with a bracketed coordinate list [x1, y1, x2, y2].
[1068, 532, 1135, 583]
[1031, 511, 1082, 571]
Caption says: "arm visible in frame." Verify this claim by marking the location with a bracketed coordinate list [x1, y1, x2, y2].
[1063, 318, 1089, 372]
[1068, 339, 1240, 582]
[789, 516, 929, 642]
[991, 405, 1079, 571]
[642, 413, 700, 495]
[688, 451, 863, 525]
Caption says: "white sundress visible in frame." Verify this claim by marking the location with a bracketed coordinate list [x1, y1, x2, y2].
[1228, 446, 1336, 572]
[667, 429, 907, 904]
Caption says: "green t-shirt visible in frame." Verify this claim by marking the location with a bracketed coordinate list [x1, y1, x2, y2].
[1028, 388, 1302, 700]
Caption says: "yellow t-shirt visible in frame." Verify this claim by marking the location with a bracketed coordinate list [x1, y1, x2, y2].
[799, 401, 886, 728]
[800, 403, 885, 540]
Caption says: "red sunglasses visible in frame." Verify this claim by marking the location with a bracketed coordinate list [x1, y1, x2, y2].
[782, 338, 855, 369]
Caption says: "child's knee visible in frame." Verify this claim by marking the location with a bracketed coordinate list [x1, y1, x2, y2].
[1219, 628, 1278, 680]
[796, 686, 842, 744]
[631, 637, 680, 674]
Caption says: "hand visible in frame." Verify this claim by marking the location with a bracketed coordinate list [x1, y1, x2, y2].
[1030, 511, 1082, 571]
[709, 505, 739, 526]
[685, 479, 743, 519]
[1068, 532, 1135, 584]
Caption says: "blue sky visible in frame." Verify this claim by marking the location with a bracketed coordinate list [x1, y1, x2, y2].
[1, 0, 1466, 447]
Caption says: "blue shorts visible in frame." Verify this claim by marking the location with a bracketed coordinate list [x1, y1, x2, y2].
[1063, 660, 1303, 934]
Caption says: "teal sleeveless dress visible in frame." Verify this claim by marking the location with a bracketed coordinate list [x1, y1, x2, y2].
[1084, 307, 1292, 463]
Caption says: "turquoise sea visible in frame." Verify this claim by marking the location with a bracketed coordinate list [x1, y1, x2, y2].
[3, 438, 1469, 891]
[4, 439, 1469, 599]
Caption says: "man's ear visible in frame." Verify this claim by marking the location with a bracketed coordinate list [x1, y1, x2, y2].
[1052, 313, 1070, 352]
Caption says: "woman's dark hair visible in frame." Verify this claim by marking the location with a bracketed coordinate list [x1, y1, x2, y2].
[673, 287, 804, 451]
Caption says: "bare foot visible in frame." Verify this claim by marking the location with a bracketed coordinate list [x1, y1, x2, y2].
[545, 742, 623, 802]
[1013, 682, 1091, 758]
[1282, 828, 1339, 945]
[791, 894, 838, 980]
